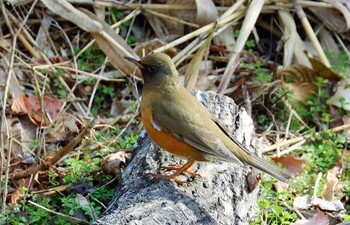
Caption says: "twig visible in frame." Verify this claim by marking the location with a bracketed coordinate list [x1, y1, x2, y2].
[263, 123, 350, 153]
[10, 120, 96, 180]
[28, 200, 90, 224]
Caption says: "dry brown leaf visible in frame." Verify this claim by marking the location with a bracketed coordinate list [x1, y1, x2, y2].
[293, 195, 312, 210]
[294, 194, 344, 212]
[143, 11, 170, 40]
[272, 155, 305, 176]
[10, 178, 36, 205]
[11, 95, 64, 127]
[321, 168, 339, 201]
[101, 151, 132, 177]
[278, 64, 318, 102]
[291, 209, 329, 225]
[2, 117, 35, 160]
[306, 54, 343, 81]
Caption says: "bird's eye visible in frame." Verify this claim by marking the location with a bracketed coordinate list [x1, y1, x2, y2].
[147, 66, 157, 73]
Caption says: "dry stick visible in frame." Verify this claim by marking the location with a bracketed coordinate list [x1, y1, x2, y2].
[31, 185, 68, 196]
[10, 120, 95, 180]
[28, 200, 89, 225]
[272, 139, 306, 157]
[33, 64, 126, 82]
[262, 123, 350, 153]
[0, 1, 13, 214]
[291, 0, 330, 67]
[217, 0, 266, 94]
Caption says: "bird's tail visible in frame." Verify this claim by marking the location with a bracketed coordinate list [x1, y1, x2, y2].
[245, 154, 292, 182]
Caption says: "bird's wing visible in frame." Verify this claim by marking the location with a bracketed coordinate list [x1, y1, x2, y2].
[208, 112, 254, 157]
[151, 92, 242, 165]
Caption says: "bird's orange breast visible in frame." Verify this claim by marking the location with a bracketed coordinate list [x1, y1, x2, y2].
[141, 97, 207, 161]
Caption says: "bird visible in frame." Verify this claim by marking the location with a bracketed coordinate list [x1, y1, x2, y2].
[125, 52, 291, 184]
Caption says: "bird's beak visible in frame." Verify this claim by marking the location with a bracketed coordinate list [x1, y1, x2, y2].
[124, 57, 144, 69]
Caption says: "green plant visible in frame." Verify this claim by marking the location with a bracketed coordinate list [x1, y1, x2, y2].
[252, 180, 297, 225]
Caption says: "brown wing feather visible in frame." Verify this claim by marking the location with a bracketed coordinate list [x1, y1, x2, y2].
[151, 89, 242, 164]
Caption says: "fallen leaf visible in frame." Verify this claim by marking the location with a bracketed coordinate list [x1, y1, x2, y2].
[306, 53, 343, 81]
[10, 178, 36, 205]
[272, 155, 305, 176]
[313, 198, 344, 211]
[293, 195, 344, 212]
[11, 95, 64, 127]
[321, 168, 339, 201]
[291, 208, 329, 225]
[293, 195, 312, 210]
[101, 151, 132, 177]
[277, 64, 318, 102]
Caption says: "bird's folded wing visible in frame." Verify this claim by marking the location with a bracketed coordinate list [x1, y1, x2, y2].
[152, 98, 242, 164]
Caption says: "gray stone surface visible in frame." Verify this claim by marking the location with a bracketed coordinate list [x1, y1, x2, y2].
[95, 91, 260, 225]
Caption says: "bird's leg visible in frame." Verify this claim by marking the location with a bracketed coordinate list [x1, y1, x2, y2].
[163, 161, 200, 178]
[150, 160, 198, 185]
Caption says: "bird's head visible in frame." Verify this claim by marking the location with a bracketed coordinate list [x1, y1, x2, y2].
[125, 53, 178, 86]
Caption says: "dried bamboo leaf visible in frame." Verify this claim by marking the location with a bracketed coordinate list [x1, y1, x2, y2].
[42, 0, 103, 32]
[217, 0, 263, 93]
[309, 0, 350, 33]
[319, 28, 339, 53]
[184, 31, 214, 91]
[277, 10, 310, 67]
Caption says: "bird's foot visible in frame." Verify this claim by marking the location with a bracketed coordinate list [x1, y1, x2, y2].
[148, 173, 187, 185]
[162, 162, 200, 178]
[147, 161, 199, 185]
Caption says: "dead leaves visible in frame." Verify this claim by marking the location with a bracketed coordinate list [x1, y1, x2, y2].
[291, 209, 329, 225]
[272, 155, 305, 176]
[11, 95, 64, 126]
[278, 53, 342, 104]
